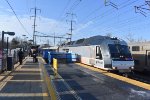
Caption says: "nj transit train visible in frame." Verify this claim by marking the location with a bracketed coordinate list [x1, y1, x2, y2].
[59, 35, 134, 73]
[128, 42, 150, 72]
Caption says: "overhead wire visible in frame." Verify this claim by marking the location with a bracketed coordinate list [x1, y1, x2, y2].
[83, 0, 140, 33]
[100, 0, 141, 32]
[58, 0, 71, 21]
[68, 0, 82, 12]
[79, 5, 104, 23]
[54, 0, 82, 38]
[36, 31, 67, 38]
[52, 0, 71, 36]
[81, 0, 133, 24]
[72, 0, 141, 40]
[57, 0, 80, 23]
[4, 0, 31, 37]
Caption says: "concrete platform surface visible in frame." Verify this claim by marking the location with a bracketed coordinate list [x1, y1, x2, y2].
[0, 57, 50, 100]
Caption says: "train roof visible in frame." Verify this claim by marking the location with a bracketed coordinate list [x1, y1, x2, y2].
[63, 35, 122, 46]
[83, 35, 109, 45]
[128, 42, 150, 46]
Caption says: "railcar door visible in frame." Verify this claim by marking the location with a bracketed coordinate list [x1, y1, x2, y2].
[96, 46, 102, 59]
[94, 46, 104, 68]
[146, 50, 150, 67]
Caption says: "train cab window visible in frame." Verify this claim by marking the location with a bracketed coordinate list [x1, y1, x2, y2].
[132, 46, 140, 51]
[96, 46, 102, 59]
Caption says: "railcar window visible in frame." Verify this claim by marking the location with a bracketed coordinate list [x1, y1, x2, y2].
[96, 46, 102, 59]
[132, 46, 140, 51]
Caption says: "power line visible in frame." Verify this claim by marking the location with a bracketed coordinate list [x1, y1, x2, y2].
[74, 0, 140, 39]
[58, 0, 71, 20]
[135, 1, 150, 17]
[80, 0, 135, 25]
[35, 34, 66, 46]
[5, 0, 31, 37]
[81, 0, 140, 32]
[35, 34, 65, 38]
[104, 0, 118, 9]
[59, 1, 81, 23]
[69, 0, 82, 12]
[79, 5, 104, 23]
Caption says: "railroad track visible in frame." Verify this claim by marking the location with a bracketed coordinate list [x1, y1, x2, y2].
[128, 72, 150, 84]
[110, 71, 150, 84]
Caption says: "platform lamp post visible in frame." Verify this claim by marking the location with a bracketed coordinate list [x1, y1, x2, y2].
[1, 31, 15, 72]
[22, 35, 26, 41]
[22, 35, 26, 50]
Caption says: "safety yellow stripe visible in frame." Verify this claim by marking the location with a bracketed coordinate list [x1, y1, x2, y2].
[0, 93, 48, 97]
[0, 76, 13, 91]
[76, 63, 150, 90]
[8, 80, 44, 82]
[11, 73, 40, 75]
[17, 68, 41, 71]
[39, 57, 57, 100]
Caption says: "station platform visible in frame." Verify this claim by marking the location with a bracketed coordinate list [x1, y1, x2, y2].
[0, 57, 50, 100]
[0, 57, 150, 100]
[45, 63, 150, 100]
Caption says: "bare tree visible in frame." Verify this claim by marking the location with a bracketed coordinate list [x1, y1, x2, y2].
[125, 33, 135, 43]
[10, 37, 21, 49]
[105, 33, 112, 37]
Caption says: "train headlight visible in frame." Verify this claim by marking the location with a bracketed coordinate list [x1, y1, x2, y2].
[129, 67, 134, 70]
[112, 67, 117, 69]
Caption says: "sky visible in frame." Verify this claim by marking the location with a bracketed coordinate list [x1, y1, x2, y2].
[0, 0, 150, 45]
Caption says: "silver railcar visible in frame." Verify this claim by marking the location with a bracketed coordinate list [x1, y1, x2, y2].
[128, 42, 150, 72]
[59, 35, 134, 73]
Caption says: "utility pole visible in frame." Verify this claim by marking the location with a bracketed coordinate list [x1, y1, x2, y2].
[30, 7, 41, 45]
[66, 13, 76, 42]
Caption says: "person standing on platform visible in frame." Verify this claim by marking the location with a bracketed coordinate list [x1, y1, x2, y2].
[18, 49, 24, 65]
[33, 48, 38, 62]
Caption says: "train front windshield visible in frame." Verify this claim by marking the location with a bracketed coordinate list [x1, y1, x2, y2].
[108, 44, 133, 61]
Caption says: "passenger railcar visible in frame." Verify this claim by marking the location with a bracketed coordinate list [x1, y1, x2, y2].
[59, 35, 134, 73]
[128, 42, 150, 72]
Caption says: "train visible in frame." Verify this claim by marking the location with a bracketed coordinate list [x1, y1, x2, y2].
[59, 35, 134, 73]
[128, 42, 150, 72]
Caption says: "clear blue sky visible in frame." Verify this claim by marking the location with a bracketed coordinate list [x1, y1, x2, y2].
[0, 0, 150, 45]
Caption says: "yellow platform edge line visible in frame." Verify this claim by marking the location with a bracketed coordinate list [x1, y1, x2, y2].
[39, 57, 57, 100]
[0, 93, 48, 97]
[76, 63, 150, 90]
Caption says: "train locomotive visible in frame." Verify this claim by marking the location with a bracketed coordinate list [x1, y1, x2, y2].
[59, 35, 134, 73]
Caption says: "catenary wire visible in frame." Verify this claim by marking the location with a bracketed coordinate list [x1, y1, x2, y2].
[5, 0, 32, 37]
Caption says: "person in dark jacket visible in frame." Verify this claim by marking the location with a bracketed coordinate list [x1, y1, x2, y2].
[32, 49, 38, 62]
[18, 49, 24, 65]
